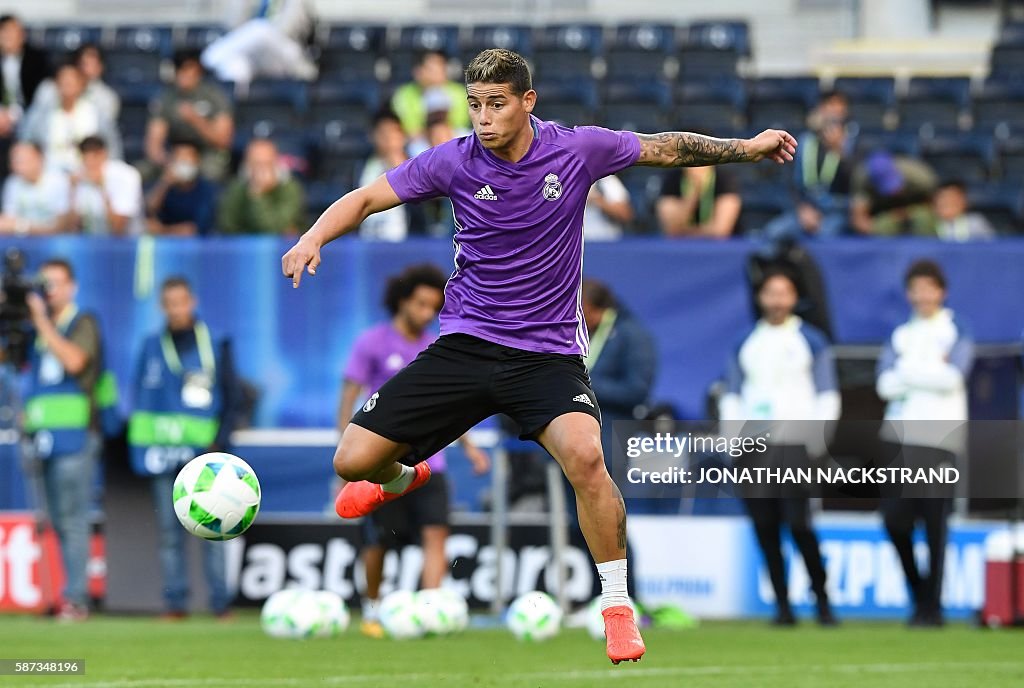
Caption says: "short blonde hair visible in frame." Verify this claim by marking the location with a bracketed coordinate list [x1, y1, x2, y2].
[464, 49, 532, 95]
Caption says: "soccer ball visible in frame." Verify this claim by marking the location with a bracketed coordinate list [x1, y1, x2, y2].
[585, 597, 639, 640]
[314, 591, 351, 637]
[437, 588, 470, 633]
[416, 588, 463, 636]
[261, 589, 326, 639]
[506, 591, 563, 642]
[379, 590, 425, 639]
[172, 452, 261, 541]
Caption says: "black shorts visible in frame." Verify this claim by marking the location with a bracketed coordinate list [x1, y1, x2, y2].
[363, 473, 450, 549]
[349, 333, 601, 462]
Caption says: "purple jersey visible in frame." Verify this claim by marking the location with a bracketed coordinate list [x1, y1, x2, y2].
[344, 323, 446, 471]
[386, 116, 641, 356]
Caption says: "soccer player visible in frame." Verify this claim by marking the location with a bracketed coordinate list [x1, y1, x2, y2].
[283, 48, 797, 664]
[338, 263, 489, 637]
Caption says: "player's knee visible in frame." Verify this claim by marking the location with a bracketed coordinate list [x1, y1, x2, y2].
[561, 438, 607, 493]
[332, 446, 374, 482]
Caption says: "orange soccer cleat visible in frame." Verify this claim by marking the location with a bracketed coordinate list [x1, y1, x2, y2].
[603, 605, 646, 665]
[334, 462, 432, 519]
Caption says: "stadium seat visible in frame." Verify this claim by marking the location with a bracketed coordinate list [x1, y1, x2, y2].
[312, 133, 372, 187]
[317, 24, 386, 83]
[746, 76, 820, 131]
[996, 134, 1024, 182]
[532, 24, 603, 81]
[919, 131, 994, 184]
[460, 25, 533, 65]
[973, 79, 1024, 133]
[308, 80, 380, 139]
[173, 24, 226, 50]
[685, 19, 752, 57]
[898, 77, 971, 131]
[677, 45, 739, 82]
[616, 166, 668, 234]
[601, 79, 671, 132]
[235, 79, 309, 135]
[102, 27, 173, 85]
[37, 24, 103, 56]
[605, 23, 676, 81]
[966, 183, 1023, 234]
[998, 21, 1024, 45]
[673, 77, 746, 131]
[305, 179, 349, 218]
[989, 42, 1024, 80]
[113, 81, 162, 141]
[833, 77, 896, 129]
[738, 185, 791, 235]
[533, 78, 598, 127]
[390, 25, 460, 80]
[854, 127, 921, 158]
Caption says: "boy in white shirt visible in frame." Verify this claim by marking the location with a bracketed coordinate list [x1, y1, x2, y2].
[69, 136, 143, 236]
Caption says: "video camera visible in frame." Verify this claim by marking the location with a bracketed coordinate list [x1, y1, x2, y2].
[0, 248, 41, 367]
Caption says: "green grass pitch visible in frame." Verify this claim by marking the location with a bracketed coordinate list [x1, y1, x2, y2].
[2, 613, 1023, 687]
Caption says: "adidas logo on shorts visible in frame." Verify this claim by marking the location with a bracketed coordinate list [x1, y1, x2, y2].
[573, 393, 594, 408]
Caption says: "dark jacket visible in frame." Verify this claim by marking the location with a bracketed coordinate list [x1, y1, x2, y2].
[1, 44, 50, 109]
[588, 308, 656, 422]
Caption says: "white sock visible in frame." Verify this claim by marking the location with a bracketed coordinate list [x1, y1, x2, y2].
[380, 465, 416, 494]
[597, 559, 629, 611]
[362, 598, 379, 622]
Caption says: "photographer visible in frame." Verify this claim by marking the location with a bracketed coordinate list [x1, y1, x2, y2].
[22, 258, 104, 622]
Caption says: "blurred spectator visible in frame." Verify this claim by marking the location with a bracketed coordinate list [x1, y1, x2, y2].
[21, 61, 121, 172]
[129, 276, 239, 619]
[850, 152, 937, 236]
[145, 141, 218, 237]
[358, 110, 410, 241]
[0, 14, 50, 174]
[0, 141, 70, 235]
[932, 179, 995, 241]
[68, 135, 143, 235]
[763, 108, 852, 241]
[22, 258, 104, 621]
[876, 260, 973, 627]
[806, 90, 851, 138]
[145, 50, 233, 183]
[218, 138, 304, 235]
[584, 176, 633, 241]
[421, 110, 458, 237]
[202, 0, 317, 89]
[657, 165, 742, 238]
[391, 51, 470, 139]
[719, 266, 839, 626]
[28, 44, 119, 128]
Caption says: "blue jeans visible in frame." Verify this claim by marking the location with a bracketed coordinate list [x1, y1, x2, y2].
[762, 209, 847, 242]
[151, 472, 229, 614]
[42, 434, 99, 608]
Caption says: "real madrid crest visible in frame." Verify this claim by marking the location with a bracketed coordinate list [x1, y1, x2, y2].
[542, 173, 562, 201]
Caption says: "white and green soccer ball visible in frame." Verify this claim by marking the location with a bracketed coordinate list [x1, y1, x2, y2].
[314, 591, 351, 637]
[585, 597, 639, 640]
[379, 590, 425, 640]
[415, 589, 458, 636]
[172, 453, 261, 541]
[436, 588, 470, 633]
[506, 591, 563, 642]
[260, 589, 328, 639]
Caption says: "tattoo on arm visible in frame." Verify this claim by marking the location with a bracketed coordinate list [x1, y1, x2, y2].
[635, 132, 753, 167]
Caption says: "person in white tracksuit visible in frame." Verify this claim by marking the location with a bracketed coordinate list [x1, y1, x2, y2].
[720, 266, 839, 626]
[876, 259, 974, 627]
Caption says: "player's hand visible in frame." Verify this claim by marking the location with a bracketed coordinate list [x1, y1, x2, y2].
[745, 129, 797, 164]
[282, 234, 321, 289]
[464, 445, 490, 475]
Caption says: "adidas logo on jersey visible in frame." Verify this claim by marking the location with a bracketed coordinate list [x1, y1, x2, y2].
[573, 393, 594, 408]
[474, 184, 498, 201]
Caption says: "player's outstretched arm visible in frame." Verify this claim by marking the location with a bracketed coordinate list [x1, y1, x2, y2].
[634, 129, 797, 167]
[282, 175, 403, 288]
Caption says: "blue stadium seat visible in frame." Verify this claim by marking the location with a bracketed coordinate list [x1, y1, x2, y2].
[533, 78, 598, 127]
[898, 77, 971, 131]
[109, 25, 173, 53]
[532, 24, 603, 81]
[235, 79, 309, 134]
[313, 133, 372, 186]
[989, 43, 1024, 80]
[308, 80, 380, 138]
[113, 81, 161, 139]
[601, 79, 671, 132]
[996, 134, 1024, 182]
[174, 24, 226, 50]
[685, 20, 751, 57]
[37, 25, 103, 55]
[461, 25, 533, 64]
[305, 179, 349, 218]
[919, 130, 994, 184]
[391, 25, 460, 80]
[677, 45, 739, 82]
[854, 128, 921, 158]
[973, 79, 1024, 132]
[102, 26, 173, 85]
[746, 77, 820, 131]
[605, 23, 676, 80]
[616, 166, 667, 233]
[833, 77, 896, 129]
[318, 24, 386, 83]
[967, 183, 1023, 234]
[674, 77, 746, 131]
[738, 185, 790, 235]
[999, 21, 1024, 45]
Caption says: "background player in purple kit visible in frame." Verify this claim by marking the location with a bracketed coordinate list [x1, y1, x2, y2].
[283, 48, 797, 664]
[337, 263, 489, 637]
